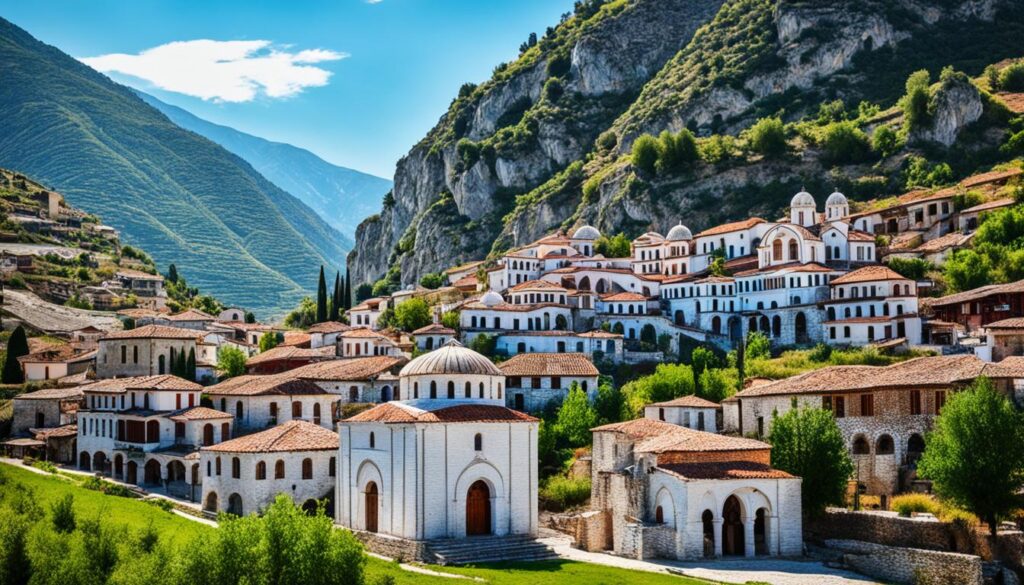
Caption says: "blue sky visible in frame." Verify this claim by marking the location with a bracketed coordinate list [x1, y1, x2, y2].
[1, 0, 576, 178]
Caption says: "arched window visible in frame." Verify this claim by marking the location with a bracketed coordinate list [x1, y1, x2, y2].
[216, 457, 222, 476]
[275, 460, 285, 479]
[772, 239, 783, 261]
[301, 458, 313, 480]
[292, 401, 302, 418]
[430, 381, 437, 399]
[349, 386, 359, 402]
[876, 434, 895, 455]
[479, 382, 485, 398]
[788, 240, 799, 261]
[255, 461, 266, 480]
[235, 401, 243, 420]
[231, 457, 241, 479]
[313, 403, 321, 425]
[369, 432, 375, 449]
[447, 381, 455, 399]
[852, 435, 870, 455]
[465, 381, 472, 398]
[474, 433, 482, 451]
[414, 382, 419, 399]
[329, 457, 336, 477]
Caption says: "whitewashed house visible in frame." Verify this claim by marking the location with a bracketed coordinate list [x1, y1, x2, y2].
[499, 353, 599, 412]
[644, 395, 721, 433]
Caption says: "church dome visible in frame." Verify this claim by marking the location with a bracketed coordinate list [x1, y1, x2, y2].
[791, 189, 815, 208]
[826, 191, 848, 206]
[572, 225, 601, 240]
[480, 290, 504, 307]
[400, 340, 502, 377]
[666, 224, 693, 241]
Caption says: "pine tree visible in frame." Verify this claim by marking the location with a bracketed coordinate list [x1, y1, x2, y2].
[187, 348, 197, 381]
[330, 272, 341, 322]
[2, 325, 28, 383]
[316, 266, 328, 323]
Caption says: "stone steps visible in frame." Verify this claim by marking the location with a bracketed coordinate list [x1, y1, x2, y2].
[427, 535, 560, 565]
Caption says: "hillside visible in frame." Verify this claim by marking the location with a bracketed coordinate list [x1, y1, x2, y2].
[136, 91, 391, 240]
[0, 17, 349, 318]
[347, 0, 1024, 292]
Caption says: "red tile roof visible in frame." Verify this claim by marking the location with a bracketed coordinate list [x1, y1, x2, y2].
[695, 218, 766, 238]
[166, 309, 215, 322]
[931, 279, 1024, 307]
[17, 346, 96, 365]
[102, 324, 205, 341]
[830, 265, 909, 285]
[498, 353, 599, 377]
[647, 395, 721, 409]
[412, 323, 457, 335]
[15, 386, 84, 400]
[510, 280, 566, 292]
[167, 406, 233, 421]
[307, 321, 353, 334]
[600, 292, 648, 302]
[205, 374, 328, 397]
[246, 345, 335, 365]
[660, 461, 794, 480]
[346, 403, 538, 424]
[203, 420, 338, 453]
[83, 375, 202, 394]
[289, 356, 403, 381]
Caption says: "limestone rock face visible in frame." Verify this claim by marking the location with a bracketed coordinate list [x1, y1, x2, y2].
[912, 75, 984, 147]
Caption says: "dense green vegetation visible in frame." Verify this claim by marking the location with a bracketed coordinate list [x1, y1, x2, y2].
[0, 18, 347, 317]
[768, 406, 854, 516]
[944, 203, 1024, 292]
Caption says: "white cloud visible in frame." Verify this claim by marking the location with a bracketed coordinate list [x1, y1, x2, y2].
[82, 40, 347, 103]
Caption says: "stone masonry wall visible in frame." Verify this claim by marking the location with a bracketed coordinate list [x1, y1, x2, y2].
[353, 530, 433, 563]
[806, 509, 958, 551]
[825, 539, 982, 585]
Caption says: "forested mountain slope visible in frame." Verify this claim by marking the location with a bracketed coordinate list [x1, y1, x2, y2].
[348, 0, 1024, 293]
[0, 17, 349, 318]
[137, 91, 390, 240]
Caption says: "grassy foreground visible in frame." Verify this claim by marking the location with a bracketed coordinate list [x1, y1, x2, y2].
[0, 463, 710, 585]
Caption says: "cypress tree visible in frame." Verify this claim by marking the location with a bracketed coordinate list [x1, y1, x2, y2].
[330, 271, 341, 321]
[187, 348, 196, 381]
[316, 266, 328, 323]
[175, 348, 187, 379]
[2, 325, 28, 383]
[167, 263, 179, 284]
[344, 272, 351, 309]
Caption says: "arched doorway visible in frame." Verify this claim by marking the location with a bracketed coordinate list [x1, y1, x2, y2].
[113, 454, 124, 479]
[204, 492, 218, 513]
[144, 459, 162, 485]
[771, 316, 781, 338]
[907, 434, 925, 463]
[722, 495, 744, 556]
[35, 412, 45, 428]
[126, 460, 138, 484]
[795, 312, 808, 344]
[728, 317, 742, 342]
[365, 482, 379, 532]
[93, 452, 108, 476]
[227, 493, 243, 516]
[466, 480, 492, 536]
[754, 508, 768, 555]
[702, 510, 714, 558]
[79, 451, 91, 471]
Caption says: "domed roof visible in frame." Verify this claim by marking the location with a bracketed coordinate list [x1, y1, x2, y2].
[826, 191, 848, 206]
[666, 224, 693, 241]
[400, 340, 502, 377]
[791, 189, 815, 208]
[572, 225, 601, 240]
[480, 290, 504, 307]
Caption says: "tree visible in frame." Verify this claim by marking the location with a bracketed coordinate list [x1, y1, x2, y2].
[768, 405, 854, 516]
[284, 298, 317, 329]
[746, 117, 788, 158]
[821, 121, 871, 164]
[631, 134, 659, 174]
[419, 273, 444, 289]
[468, 333, 496, 357]
[259, 331, 281, 352]
[944, 249, 993, 293]
[187, 348, 197, 381]
[441, 311, 460, 330]
[50, 494, 76, 534]
[217, 347, 247, 379]
[593, 233, 632, 258]
[175, 349, 187, 379]
[885, 257, 933, 280]
[330, 272, 341, 322]
[555, 384, 597, 448]
[985, 64, 1002, 91]
[1000, 62, 1024, 92]
[2, 325, 28, 384]
[620, 363, 696, 419]
[698, 368, 736, 403]
[316, 266, 328, 324]
[393, 298, 432, 332]
[593, 377, 622, 425]
[691, 346, 717, 390]
[919, 378, 1024, 535]
[167, 264, 179, 284]
[244, 312, 256, 324]
[344, 275, 352, 310]
[745, 331, 771, 361]
[901, 69, 931, 131]
[656, 129, 698, 173]
[871, 125, 901, 158]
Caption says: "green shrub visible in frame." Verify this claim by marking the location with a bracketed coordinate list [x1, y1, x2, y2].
[146, 498, 174, 512]
[699, 134, 738, 164]
[32, 460, 57, 474]
[419, 272, 444, 289]
[1000, 62, 1024, 92]
[655, 129, 699, 173]
[901, 69, 932, 131]
[746, 117, 788, 158]
[540, 475, 591, 512]
[871, 125, 902, 158]
[892, 493, 941, 517]
[886, 257, 933, 280]
[596, 130, 618, 152]
[50, 493, 76, 533]
[821, 121, 871, 164]
[631, 134, 659, 174]
[456, 138, 480, 169]
[543, 77, 564, 102]
[808, 343, 833, 363]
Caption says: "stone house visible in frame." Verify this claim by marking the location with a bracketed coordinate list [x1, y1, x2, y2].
[308, 321, 352, 349]
[495, 330, 623, 361]
[244, 345, 335, 375]
[160, 308, 217, 330]
[205, 374, 336, 431]
[588, 418, 802, 560]
[411, 323, 456, 351]
[96, 325, 206, 379]
[339, 329, 410, 359]
[930, 279, 1024, 333]
[11, 386, 83, 436]
[286, 355, 404, 405]
[18, 345, 96, 381]
[644, 395, 721, 433]
[498, 353, 599, 412]
[982, 317, 1024, 361]
[723, 355, 1024, 495]
[115, 268, 167, 309]
[347, 297, 387, 330]
[200, 420, 338, 517]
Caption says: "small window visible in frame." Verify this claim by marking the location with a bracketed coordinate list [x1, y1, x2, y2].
[474, 433, 482, 451]
[301, 458, 313, 480]
[369, 432, 375, 449]
[329, 457, 336, 477]
[910, 390, 922, 415]
[860, 394, 874, 417]
[935, 390, 947, 413]
[232, 457, 240, 479]
[216, 457, 222, 476]
[275, 460, 285, 479]
[255, 461, 266, 480]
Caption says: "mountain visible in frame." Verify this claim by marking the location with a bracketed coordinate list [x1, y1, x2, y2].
[0, 17, 350, 318]
[135, 91, 391, 238]
[347, 0, 1024, 291]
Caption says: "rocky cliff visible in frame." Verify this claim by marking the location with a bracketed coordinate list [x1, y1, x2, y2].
[349, 0, 1023, 290]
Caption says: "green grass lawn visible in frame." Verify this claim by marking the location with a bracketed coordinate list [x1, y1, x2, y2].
[0, 462, 711, 585]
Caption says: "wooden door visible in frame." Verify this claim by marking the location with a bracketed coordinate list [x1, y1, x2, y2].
[466, 480, 491, 536]
[365, 482, 378, 533]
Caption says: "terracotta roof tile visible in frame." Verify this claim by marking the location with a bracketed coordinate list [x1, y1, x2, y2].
[246, 345, 335, 365]
[166, 309, 215, 321]
[914, 232, 972, 254]
[205, 374, 328, 397]
[987, 318, 1024, 329]
[600, 292, 648, 302]
[18, 346, 96, 365]
[961, 198, 1014, 214]
[289, 356, 403, 381]
[346, 402, 538, 424]
[412, 323, 456, 335]
[203, 420, 338, 453]
[83, 375, 202, 394]
[647, 395, 722, 409]
[15, 386, 84, 400]
[102, 324, 205, 341]
[167, 406, 232, 421]
[307, 321, 353, 334]
[510, 280, 566, 292]
[695, 218, 766, 238]
[931, 279, 1024, 307]
[660, 461, 794, 480]
[960, 167, 1022, 188]
[498, 353, 598, 377]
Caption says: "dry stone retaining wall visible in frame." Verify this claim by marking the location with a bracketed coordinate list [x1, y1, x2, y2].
[825, 539, 982, 585]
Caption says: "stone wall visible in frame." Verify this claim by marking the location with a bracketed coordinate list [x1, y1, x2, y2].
[546, 510, 608, 552]
[806, 509, 958, 551]
[353, 530, 434, 562]
[825, 539, 982, 585]
[621, 523, 675, 559]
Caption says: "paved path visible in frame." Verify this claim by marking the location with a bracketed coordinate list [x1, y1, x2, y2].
[540, 533, 879, 585]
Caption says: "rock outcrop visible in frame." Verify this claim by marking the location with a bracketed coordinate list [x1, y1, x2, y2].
[911, 73, 985, 147]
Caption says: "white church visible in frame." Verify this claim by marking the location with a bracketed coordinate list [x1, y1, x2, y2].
[336, 340, 539, 542]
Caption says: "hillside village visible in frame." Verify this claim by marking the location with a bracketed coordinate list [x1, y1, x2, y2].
[1, 152, 1024, 583]
[6, 1, 1024, 584]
